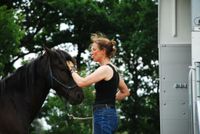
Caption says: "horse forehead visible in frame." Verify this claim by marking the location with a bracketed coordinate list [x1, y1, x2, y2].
[55, 50, 71, 61]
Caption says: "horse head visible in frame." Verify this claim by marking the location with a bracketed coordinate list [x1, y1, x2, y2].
[44, 47, 84, 105]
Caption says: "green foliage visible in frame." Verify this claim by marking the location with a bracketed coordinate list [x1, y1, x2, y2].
[111, 1, 159, 133]
[0, 6, 24, 76]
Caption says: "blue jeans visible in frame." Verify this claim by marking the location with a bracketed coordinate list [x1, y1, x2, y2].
[93, 107, 118, 134]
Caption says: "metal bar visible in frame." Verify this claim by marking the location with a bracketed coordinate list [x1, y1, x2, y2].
[192, 66, 196, 134]
[172, 0, 177, 37]
[189, 66, 194, 134]
[195, 62, 200, 134]
[195, 62, 200, 97]
[197, 101, 200, 134]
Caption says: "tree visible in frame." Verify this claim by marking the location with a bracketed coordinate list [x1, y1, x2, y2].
[0, 5, 24, 76]
[111, 1, 159, 133]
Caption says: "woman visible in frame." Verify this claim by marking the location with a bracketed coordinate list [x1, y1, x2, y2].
[67, 33, 130, 134]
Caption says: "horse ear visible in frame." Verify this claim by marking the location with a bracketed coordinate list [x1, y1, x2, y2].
[44, 46, 54, 56]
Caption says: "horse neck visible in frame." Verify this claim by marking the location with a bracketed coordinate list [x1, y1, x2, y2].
[2, 56, 50, 124]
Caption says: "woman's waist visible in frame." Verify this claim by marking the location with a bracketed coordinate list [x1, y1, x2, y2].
[93, 103, 115, 111]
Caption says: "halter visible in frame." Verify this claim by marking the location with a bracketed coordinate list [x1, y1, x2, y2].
[48, 61, 77, 90]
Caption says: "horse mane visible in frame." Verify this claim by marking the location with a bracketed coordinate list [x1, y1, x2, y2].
[0, 55, 45, 96]
[0, 79, 5, 95]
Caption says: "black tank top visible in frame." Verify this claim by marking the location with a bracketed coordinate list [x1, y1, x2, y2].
[94, 64, 119, 105]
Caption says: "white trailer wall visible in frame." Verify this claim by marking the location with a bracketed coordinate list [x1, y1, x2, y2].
[159, 0, 191, 134]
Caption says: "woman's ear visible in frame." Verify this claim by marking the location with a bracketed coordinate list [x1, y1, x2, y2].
[102, 48, 106, 54]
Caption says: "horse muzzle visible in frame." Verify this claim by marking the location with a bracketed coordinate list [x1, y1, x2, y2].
[68, 87, 84, 105]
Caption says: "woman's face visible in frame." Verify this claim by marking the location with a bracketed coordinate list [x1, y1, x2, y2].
[90, 43, 104, 62]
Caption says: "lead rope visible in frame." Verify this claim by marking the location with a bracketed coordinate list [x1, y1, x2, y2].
[48, 59, 94, 132]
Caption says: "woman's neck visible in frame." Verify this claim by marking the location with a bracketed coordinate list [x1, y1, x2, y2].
[99, 58, 110, 66]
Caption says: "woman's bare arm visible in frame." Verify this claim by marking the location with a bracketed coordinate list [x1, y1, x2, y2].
[116, 78, 130, 101]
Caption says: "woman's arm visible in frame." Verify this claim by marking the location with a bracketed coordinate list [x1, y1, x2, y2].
[116, 78, 130, 101]
[70, 65, 111, 88]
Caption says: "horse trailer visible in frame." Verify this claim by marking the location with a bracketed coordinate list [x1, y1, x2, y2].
[159, 0, 200, 133]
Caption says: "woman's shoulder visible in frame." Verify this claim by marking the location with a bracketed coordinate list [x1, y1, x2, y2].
[106, 63, 124, 78]
[106, 63, 119, 72]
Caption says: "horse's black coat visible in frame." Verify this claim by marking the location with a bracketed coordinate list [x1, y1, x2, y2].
[0, 48, 84, 134]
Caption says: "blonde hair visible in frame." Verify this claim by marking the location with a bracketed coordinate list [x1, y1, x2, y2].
[90, 33, 117, 58]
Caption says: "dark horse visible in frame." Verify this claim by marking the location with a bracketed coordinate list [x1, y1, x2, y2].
[0, 48, 84, 134]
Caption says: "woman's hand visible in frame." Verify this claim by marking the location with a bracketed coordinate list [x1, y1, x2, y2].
[66, 61, 77, 73]
[66, 61, 74, 70]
